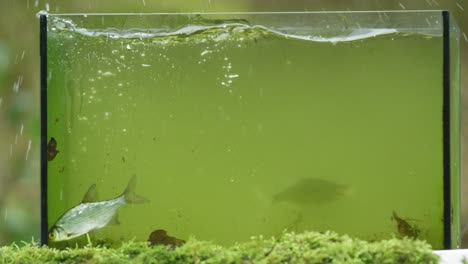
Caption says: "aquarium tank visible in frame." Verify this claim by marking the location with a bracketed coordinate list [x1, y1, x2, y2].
[40, 11, 460, 249]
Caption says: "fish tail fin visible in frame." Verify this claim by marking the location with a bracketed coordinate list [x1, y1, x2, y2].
[123, 175, 149, 204]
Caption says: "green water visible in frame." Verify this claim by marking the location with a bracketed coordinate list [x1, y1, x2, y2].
[47, 16, 447, 248]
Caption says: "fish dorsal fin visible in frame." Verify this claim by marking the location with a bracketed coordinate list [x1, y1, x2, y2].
[82, 184, 99, 203]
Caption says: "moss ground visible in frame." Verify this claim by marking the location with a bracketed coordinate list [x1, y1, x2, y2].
[0, 231, 439, 264]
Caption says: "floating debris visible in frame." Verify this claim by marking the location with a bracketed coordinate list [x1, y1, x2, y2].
[47, 137, 59, 161]
[392, 211, 420, 238]
[272, 178, 350, 206]
[148, 229, 185, 248]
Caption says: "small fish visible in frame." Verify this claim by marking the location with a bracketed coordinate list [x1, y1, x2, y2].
[49, 176, 148, 242]
[392, 211, 420, 238]
[272, 178, 350, 206]
[47, 137, 59, 161]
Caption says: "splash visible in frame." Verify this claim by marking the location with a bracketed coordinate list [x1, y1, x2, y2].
[36, 10, 48, 19]
[46, 15, 411, 45]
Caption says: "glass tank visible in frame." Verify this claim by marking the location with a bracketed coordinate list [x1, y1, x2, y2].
[39, 11, 460, 249]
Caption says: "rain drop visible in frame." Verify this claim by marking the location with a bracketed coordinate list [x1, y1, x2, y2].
[25, 140, 32, 161]
[425, 18, 432, 27]
[12, 75, 23, 93]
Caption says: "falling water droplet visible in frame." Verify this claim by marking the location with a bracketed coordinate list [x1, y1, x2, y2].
[462, 32, 468, 42]
[142, 0, 146, 6]
[45, 2, 50, 11]
[20, 123, 24, 135]
[456, 2, 465, 11]
[25, 140, 32, 161]
[398, 2, 406, 9]
[12, 75, 23, 93]
[35, 0, 39, 8]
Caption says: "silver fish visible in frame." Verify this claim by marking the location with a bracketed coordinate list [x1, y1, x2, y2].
[48, 175, 148, 242]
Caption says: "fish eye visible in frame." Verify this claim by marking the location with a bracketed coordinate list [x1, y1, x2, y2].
[49, 232, 55, 240]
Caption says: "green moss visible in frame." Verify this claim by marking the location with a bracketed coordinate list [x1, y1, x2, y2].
[0, 231, 439, 264]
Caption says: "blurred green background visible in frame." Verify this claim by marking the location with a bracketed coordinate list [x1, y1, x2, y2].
[0, 0, 466, 247]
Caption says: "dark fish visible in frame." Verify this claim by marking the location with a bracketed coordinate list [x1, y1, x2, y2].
[272, 178, 350, 206]
[392, 211, 420, 238]
[47, 137, 59, 161]
[148, 229, 185, 248]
